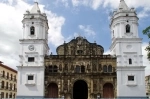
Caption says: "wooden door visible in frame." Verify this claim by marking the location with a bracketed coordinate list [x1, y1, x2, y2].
[103, 83, 114, 98]
[47, 83, 58, 98]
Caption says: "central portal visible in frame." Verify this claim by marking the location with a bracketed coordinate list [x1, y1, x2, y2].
[73, 80, 88, 99]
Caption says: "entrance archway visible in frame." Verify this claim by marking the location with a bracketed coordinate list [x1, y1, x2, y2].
[103, 83, 114, 98]
[73, 80, 88, 99]
[47, 83, 58, 98]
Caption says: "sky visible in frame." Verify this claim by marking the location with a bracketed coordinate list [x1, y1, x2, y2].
[0, 0, 150, 75]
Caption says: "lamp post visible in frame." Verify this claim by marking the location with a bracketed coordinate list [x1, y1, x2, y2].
[97, 93, 101, 99]
[97, 95, 100, 99]
[62, 95, 64, 99]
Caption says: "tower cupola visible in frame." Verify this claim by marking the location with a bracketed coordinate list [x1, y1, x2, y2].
[118, 0, 129, 11]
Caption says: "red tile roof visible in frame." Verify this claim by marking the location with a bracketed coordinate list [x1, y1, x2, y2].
[0, 61, 17, 73]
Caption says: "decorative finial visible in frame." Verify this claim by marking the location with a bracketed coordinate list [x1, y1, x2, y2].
[50, 52, 52, 55]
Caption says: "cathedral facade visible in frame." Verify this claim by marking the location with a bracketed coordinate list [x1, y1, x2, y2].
[17, 0, 146, 99]
[44, 37, 117, 98]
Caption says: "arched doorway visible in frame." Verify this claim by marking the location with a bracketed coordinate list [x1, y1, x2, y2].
[47, 83, 58, 98]
[73, 80, 88, 99]
[103, 83, 114, 98]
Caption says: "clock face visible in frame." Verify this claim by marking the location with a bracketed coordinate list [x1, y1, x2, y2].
[28, 45, 34, 51]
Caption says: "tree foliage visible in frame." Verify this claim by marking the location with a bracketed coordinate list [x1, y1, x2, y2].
[142, 26, 150, 60]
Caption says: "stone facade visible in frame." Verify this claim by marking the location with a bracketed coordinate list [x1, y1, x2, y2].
[0, 61, 17, 99]
[44, 37, 117, 98]
[145, 75, 150, 98]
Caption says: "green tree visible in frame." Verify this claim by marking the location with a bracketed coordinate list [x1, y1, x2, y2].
[143, 26, 150, 60]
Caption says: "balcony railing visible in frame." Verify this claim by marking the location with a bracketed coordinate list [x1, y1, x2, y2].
[0, 74, 17, 82]
[0, 86, 17, 91]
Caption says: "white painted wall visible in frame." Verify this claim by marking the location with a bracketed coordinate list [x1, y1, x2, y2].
[117, 67, 146, 97]
[110, 2, 146, 98]
[17, 66, 45, 96]
[17, 3, 49, 97]
[19, 40, 48, 66]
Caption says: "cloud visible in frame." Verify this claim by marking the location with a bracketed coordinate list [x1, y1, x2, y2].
[138, 7, 150, 18]
[54, 0, 69, 8]
[103, 0, 150, 9]
[71, 0, 88, 7]
[71, 0, 103, 10]
[103, 0, 150, 18]
[0, 0, 31, 69]
[0, 0, 65, 69]
[45, 10, 65, 46]
[70, 0, 150, 18]
[91, 0, 103, 10]
[79, 25, 96, 37]
[104, 50, 110, 55]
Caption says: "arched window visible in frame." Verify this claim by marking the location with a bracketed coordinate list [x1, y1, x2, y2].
[30, 26, 35, 35]
[75, 65, 80, 73]
[126, 24, 130, 33]
[49, 65, 58, 73]
[7, 72, 9, 79]
[14, 84, 16, 91]
[6, 82, 8, 89]
[49, 65, 53, 73]
[77, 50, 83, 55]
[2, 70, 5, 77]
[10, 83, 12, 90]
[129, 58, 132, 64]
[11, 74, 13, 80]
[2, 81, 4, 88]
[14, 75, 16, 81]
[103, 65, 107, 72]
[6, 93, 8, 98]
[81, 65, 85, 73]
[53, 65, 58, 73]
[9, 93, 12, 98]
[108, 65, 112, 72]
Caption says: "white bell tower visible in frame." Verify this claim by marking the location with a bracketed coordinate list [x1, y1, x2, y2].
[17, 2, 49, 98]
[110, 0, 146, 98]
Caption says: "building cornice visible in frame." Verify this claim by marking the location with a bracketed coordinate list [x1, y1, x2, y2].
[0, 63, 17, 73]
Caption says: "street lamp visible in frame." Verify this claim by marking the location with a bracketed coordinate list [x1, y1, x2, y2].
[97, 95, 100, 99]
